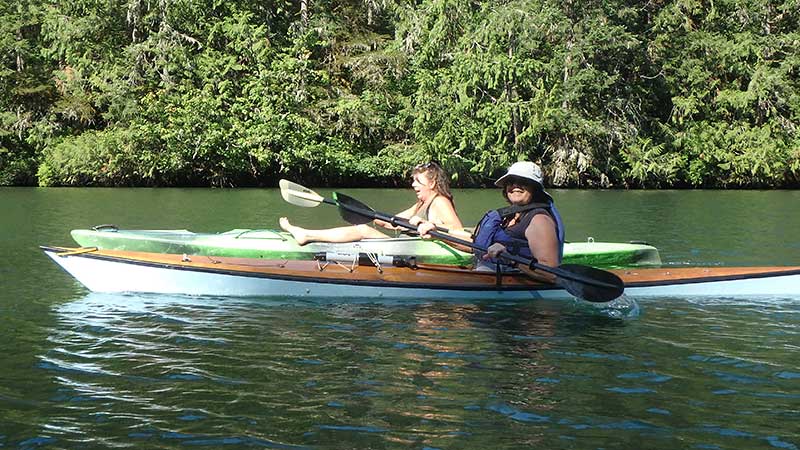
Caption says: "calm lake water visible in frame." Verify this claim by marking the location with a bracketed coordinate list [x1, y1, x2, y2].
[1, 187, 799, 449]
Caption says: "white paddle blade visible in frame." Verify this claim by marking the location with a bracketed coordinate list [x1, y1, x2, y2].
[279, 179, 325, 207]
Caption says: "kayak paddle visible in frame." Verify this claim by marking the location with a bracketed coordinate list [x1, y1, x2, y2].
[279, 179, 342, 209]
[279, 179, 452, 231]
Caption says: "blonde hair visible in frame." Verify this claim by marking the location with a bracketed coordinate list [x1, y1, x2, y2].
[412, 161, 454, 202]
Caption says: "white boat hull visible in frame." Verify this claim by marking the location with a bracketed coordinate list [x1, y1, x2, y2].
[623, 273, 800, 297]
[43, 247, 800, 300]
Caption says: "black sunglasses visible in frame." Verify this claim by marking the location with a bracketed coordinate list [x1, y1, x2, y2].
[502, 176, 536, 187]
[414, 160, 441, 171]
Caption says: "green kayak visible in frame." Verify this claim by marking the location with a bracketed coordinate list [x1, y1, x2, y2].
[70, 225, 661, 267]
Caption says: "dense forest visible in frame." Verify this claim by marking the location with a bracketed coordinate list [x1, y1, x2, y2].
[1, 0, 798, 188]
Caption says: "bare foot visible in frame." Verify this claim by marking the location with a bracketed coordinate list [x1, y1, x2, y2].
[279, 217, 309, 245]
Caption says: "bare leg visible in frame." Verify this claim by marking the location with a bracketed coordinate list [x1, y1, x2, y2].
[279, 218, 387, 245]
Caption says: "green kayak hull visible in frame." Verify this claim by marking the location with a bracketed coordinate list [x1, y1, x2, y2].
[70, 226, 661, 267]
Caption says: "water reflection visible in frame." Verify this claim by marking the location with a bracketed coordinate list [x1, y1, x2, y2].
[35, 293, 638, 448]
[29, 291, 799, 449]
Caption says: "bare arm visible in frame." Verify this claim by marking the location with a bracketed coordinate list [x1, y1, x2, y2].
[375, 203, 419, 229]
[524, 214, 559, 282]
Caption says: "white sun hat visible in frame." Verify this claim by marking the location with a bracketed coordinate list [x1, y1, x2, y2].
[494, 161, 553, 200]
[494, 161, 545, 186]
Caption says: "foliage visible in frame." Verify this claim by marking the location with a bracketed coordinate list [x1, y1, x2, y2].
[0, 0, 798, 187]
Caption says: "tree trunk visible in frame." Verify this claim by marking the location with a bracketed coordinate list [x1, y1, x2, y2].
[300, 0, 309, 28]
[507, 31, 522, 152]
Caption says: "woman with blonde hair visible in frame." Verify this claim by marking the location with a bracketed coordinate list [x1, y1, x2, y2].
[279, 161, 463, 245]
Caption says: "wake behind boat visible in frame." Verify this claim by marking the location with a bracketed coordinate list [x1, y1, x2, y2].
[70, 226, 662, 267]
[42, 246, 800, 301]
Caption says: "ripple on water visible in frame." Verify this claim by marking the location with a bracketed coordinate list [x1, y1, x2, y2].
[12, 292, 793, 449]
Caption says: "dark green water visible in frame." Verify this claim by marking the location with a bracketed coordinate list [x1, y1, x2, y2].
[1, 187, 799, 449]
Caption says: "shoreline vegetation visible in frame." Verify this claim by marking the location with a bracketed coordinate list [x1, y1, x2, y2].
[1, 0, 798, 189]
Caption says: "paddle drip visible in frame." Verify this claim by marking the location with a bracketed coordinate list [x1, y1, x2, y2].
[591, 294, 640, 319]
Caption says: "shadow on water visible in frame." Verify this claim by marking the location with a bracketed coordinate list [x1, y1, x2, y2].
[54, 291, 641, 319]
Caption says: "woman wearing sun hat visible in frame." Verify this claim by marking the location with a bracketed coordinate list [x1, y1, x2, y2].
[417, 161, 564, 275]
[475, 160, 565, 270]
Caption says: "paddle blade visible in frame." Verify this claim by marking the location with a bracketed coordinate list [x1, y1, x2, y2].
[556, 264, 625, 303]
[279, 179, 325, 207]
[332, 192, 377, 225]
